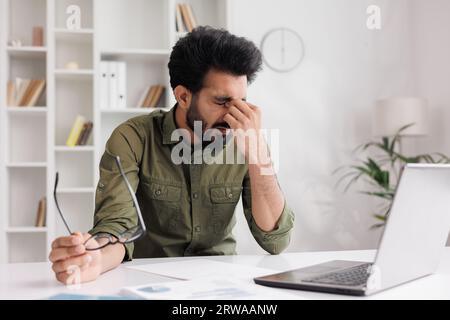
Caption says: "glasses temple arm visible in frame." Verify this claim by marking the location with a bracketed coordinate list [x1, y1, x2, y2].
[53, 172, 73, 234]
[115, 156, 147, 232]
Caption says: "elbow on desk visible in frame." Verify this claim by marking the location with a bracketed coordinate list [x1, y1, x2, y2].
[260, 234, 292, 255]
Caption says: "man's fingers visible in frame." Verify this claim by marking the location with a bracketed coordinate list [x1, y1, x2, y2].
[51, 233, 84, 248]
[52, 254, 92, 273]
[48, 245, 86, 262]
[223, 113, 239, 128]
[228, 99, 253, 118]
[55, 271, 71, 284]
[228, 106, 248, 124]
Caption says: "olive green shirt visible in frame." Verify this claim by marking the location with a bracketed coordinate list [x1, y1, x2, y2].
[89, 106, 294, 260]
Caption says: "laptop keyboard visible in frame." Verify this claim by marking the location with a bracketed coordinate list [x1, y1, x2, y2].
[302, 263, 373, 287]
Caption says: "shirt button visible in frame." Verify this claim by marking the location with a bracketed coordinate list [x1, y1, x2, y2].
[195, 226, 201, 232]
[99, 182, 105, 188]
[155, 189, 161, 196]
[228, 193, 233, 199]
[193, 192, 198, 199]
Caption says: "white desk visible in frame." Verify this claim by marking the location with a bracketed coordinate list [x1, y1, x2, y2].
[1, 248, 450, 300]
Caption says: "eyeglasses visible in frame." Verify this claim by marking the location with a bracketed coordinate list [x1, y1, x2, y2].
[53, 155, 147, 251]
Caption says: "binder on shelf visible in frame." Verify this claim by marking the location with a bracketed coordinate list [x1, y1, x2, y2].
[100, 61, 128, 109]
[66, 115, 86, 147]
[108, 62, 119, 109]
[117, 62, 127, 109]
[99, 61, 110, 110]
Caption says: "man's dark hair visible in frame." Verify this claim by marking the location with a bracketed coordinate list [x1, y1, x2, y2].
[168, 26, 262, 93]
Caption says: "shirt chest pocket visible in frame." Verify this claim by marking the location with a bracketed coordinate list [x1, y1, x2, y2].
[210, 185, 242, 214]
[140, 179, 182, 233]
[147, 181, 181, 203]
[209, 185, 242, 234]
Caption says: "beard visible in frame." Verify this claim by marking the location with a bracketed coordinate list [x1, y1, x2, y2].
[186, 96, 230, 134]
[186, 96, 231, 148]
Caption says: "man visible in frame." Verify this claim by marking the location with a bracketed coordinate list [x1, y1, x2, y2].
[49, 27, 294, 284]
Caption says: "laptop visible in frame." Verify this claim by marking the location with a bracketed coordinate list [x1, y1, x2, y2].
[254, 164, 450, 296]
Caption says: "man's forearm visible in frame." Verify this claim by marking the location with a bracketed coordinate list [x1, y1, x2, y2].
[248, 163, 285, 232]
[100, 243, 126, 274]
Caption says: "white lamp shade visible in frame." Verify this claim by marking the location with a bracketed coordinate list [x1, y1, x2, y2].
[373, 97, 429, 137]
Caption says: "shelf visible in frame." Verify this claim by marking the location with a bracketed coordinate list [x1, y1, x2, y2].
[7, 46, 47, 58]
[101, 48, 170, 56]
[55, 146, 95, 152]
[6, 107, 47, 116]
[57, 187, 95, 194]
[6, 162, 47, 168]
[1, 0, 229, 265]
[55, 28, 94, 35]
[101, 49, 170, 63]
[55, 69, 94, 76]
[55, 69, 94, 81]
[6, 227, 48, 234]
[100, 107, 159, 114]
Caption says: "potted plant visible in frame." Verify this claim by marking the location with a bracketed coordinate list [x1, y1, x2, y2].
[335, 124, 450, 228]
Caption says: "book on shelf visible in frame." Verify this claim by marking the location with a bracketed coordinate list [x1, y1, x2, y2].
[66, 115, 93, 147]
[177, 3, 197, 32]
[7, 81, 15, 106]
[139, 85, 165, 108]
[142, 86, 157, 107]
[7, 78, 46, 107]
[100, 61, 127, 110]
[175, 4, 186, 33]
[76, 121, 94, 146]
[35, 197, 47, 228]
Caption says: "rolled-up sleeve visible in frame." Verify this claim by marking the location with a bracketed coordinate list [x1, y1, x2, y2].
[88, 120, 144, 261]
[242, 172, 295, 255]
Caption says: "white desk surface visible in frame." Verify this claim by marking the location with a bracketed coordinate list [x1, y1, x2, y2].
[1, 248, 450, 300]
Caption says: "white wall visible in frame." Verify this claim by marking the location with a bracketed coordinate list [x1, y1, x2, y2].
[230, 0, 449, 254]
[409, 0, 450, 245]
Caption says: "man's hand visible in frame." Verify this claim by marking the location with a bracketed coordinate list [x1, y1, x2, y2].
[223, 99, 270, 166]
[49, 232, 102, 285]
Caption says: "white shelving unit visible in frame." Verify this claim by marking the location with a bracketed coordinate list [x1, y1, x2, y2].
[0, 0, 230, 263]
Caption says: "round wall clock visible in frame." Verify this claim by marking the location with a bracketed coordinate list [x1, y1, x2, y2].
[260, 27, 305, 73]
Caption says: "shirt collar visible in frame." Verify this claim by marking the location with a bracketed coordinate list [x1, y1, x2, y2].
[162, 105, 179, 145]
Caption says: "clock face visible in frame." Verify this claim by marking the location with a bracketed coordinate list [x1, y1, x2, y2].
[260, 27, 305, 73]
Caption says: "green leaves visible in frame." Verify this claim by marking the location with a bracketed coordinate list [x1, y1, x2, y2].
[335, 123, 449, 229]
